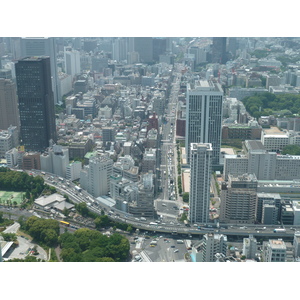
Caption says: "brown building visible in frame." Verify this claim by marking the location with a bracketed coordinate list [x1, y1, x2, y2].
[222, 124, 262, 140]
[0, 78, 20, 131]
[68, 138, 94, 160]
[176, 119, 186, 137]
[22, 152, 41, 170]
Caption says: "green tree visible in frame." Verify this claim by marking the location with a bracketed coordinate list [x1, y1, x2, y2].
[182, 192, 189, 203]
[282, 144, 300, 155]
[76, 202, 89, 217]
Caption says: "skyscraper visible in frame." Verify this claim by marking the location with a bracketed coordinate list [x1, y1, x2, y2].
[185, 79, 223, 167]
[15, 57, 57, 152]
[20, 37, 61, 104]
[189, 143, 212, 224]
[0, 78, 20, 131]
[134, 37, 153, 63]
[211, 37, 227, 64]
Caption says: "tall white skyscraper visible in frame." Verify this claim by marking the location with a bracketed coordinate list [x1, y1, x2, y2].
[64, 46, 81, 80]
[185, 80, 223, 167]
[20, 37, 61, 104]
[189, 143, 212, 224]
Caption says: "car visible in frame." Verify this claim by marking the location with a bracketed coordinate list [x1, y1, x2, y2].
[174, 249, 179, 253]
[170, 245, 175, 248]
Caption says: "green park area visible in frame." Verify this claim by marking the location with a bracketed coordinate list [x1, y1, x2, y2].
[0, 191, 24, 206]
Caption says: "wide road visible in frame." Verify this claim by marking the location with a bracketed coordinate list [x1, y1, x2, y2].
[21, 169, 299, 240]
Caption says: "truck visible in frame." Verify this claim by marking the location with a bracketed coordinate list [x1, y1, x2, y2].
[176, 240, 184, 244]
[75, 186, 82, 192]
[274, 228, 286, 233]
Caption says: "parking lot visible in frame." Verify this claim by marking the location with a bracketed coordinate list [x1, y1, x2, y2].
[130, 232, 191, 262]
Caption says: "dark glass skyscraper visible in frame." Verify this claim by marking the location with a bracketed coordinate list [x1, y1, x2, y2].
[211, 37, 227, 64]
[15, 57, 57, 152]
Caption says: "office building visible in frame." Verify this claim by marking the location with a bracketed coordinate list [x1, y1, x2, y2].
[141, 148, 157, 173]
[0, 126, 18, 158]
[113, 155, 139, 182]
[102, 127, 115, 143]
[0, 78, 20, 131]
[40, 145, 69, 178]
[189, 143, 212, 224]
[185, 80, 223, 167]
[80, 153, 113, 197]
[211, 37, 227, 64]
[128, 172, 155, 218]
[66, 161, 82, 181]
[263, 239, 286, 262]
[293, 231, 300, 259]
[64, 46, 81, 80]
[15, 57, 57, 152]
[22, 152, 41, 170]
[242, 235, 257, 260]
[134, 37, 153, 63]
[220, 174, 258, 224]
[20, 37, 61, 104]
[193, 233, 227, 262]
[262, 203, 279, 225]
[256, 193, 281, 224]
[223, 140, 300, 181]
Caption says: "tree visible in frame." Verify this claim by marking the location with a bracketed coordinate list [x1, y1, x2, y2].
[282, 144, 300, 155]
[76, 202, 89, 217]
[126, 225, 133, 233]
[182, 192, 189, 203]
[180, 213, 188, 222]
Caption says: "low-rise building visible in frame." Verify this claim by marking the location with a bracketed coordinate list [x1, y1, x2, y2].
[262, 239, 287, 262]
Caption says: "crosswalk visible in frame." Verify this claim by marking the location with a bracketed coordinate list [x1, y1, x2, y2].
[139, 250, 152, 262]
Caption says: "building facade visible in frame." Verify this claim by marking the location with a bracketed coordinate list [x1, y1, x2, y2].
[0, 78, 20, 131]
[195, 233, 227, 262]
[220, 174, 258, 224]
[80, 153, 113, 197]
[15, 57, 57, 152]
[185, 80, 223, 167]
[20, 37, 61, 104]
[189, 143, 212, 224]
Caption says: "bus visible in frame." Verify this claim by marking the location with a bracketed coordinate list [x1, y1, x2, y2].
[60, 221, 70, 227]
[274, 228, 286, 233]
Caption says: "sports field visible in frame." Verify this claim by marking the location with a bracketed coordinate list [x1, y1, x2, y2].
[0, 191, 24, 206]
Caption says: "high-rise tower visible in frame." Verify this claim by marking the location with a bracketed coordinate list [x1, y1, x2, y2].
[211, 37, 227, 64]
[189, 143, 212, 224]
[15, 57, 57, 152]
[0, 78, 20, 131]
[185, 79, 223, 167]
[20, 37, 61, 104]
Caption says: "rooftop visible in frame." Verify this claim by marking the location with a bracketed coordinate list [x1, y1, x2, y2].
[263, 126, 286, 135]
